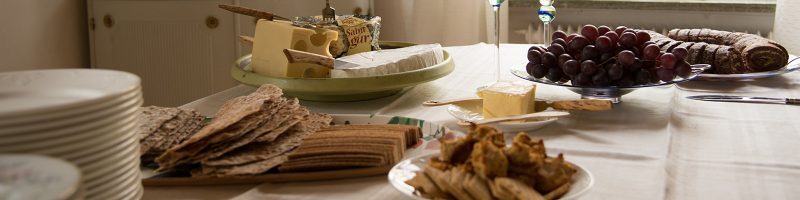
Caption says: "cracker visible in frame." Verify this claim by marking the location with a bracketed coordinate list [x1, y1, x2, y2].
[278, 161, 384, 172]
[156, 85, 281, 171]
[322, 124, 421, 147]
[199, 98, 300, 160]
[284, 154, 386, 164]
[201, 111, 330, 166]
[137, 106, 181, 153]
[202, 123, 308, 166]
[197, 155, 289, 177]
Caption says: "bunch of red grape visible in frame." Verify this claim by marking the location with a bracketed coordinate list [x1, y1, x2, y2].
[526, 25, 693, 87]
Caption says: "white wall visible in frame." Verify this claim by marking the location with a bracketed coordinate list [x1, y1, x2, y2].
[0, 0, 89, 72]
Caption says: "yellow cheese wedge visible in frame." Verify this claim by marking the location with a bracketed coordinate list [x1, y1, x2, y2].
[477, 81, 537, 119]
[251, 20, 338, 78]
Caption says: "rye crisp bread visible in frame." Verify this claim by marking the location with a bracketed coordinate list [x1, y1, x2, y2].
[287, 147, 390, 158]
[155, 85, 282, 171]
[284, 154, 386, 164]
[146, 109, 194, 154]
[288, 146, 395, 163]
[198, 98, 297, 161]
[201, 124, 306, 166]
[292, 144, 399, 163]
[305, 130, 407, 149]
[137, 106, 181, 153]
[278, 161, 384, 172]
[201, 112, 331, 167]
[251, 98, 308, 143]
[302, 138, 400, 148]
[195, 155, 289, 177]
[179, 102, 272, 164]
[141, 108, 204, 162]
[321, 125, 421, 147]
[301, 137, 403, 157]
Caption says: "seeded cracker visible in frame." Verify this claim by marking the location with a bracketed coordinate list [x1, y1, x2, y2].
[195, 113, 332, 176]
[155, 85, 283, 171]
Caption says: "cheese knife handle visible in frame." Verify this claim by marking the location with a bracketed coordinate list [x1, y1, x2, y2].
[422, 98, 481, 107]
[283, 49, 335, 69]
[788, 98, 800, 105]
[549, 99, 613, 111]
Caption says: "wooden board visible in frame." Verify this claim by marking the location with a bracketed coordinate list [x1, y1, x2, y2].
[142, 166, 392, 186]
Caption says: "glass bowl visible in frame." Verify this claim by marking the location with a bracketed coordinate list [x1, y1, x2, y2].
[511, 63, 711, 103]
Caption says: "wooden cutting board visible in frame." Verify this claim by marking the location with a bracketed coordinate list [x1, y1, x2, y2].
[142, 166, 392, 186]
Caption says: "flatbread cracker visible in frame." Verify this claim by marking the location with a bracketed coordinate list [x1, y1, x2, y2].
[155, 85, 282, 171]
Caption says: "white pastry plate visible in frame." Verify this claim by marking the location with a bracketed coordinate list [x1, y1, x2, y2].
[696, 55, 800, 81]
[388, 153, 594, 200]
[445, 99, 559, 133]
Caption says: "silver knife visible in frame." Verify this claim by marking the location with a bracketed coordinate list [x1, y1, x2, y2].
[686, 95, 800, 105]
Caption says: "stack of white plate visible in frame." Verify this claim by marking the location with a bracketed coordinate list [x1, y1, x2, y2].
[0, 69, 144, 200]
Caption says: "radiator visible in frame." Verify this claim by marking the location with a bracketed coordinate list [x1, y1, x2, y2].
[509, 7, 775, 44]
[516, 23, 774, 44]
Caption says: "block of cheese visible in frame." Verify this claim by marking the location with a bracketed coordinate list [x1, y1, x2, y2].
[251, 19, 338, 78]
[476, 81, 537, 119]
[330, 44, 444, 78]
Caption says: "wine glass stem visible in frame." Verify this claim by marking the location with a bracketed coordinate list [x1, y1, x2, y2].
[543, 22, 551, 45]
[493, 6, 501, 81]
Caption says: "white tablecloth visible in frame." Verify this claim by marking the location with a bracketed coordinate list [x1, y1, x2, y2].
[144, 44, 800, 200]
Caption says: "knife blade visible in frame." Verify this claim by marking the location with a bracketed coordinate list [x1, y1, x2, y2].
[686, 95, 800, 105]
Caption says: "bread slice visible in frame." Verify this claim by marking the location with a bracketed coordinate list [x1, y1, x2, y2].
[664, 41, 684, 53]
[688, 29, 702, 42]
[655, 39, 673, 49]
[667, 29, 679, 39]
[688, 42, 707, 64]
[673, 42, 695, 53]
[702, 44, 720, 72]
[676, 29, 691, 41]
[713, 46, 731, 73]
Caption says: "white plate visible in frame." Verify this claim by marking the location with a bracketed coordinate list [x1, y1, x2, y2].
[696, 55, 800, 81]
[84, 152, 140, 198]
[0, 154, 82, 200]
[70, 123, 139, 166]
[79, 126, 138, 176]
[90, 168, 141, 200]
[86, 154, 141, 199]
[446, 100, 559, 133]
[0, 95, 141, 138]
[0, 102, 140, 151]
[0, 69, 140, 118]
[388, 153, 594, 200]
[0, 88, 141, 128]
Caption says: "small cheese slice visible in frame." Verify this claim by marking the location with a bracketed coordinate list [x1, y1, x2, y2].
[476, 81, 537, 119]
[330, 44, 444, 78]
[251, 20, 338, 78]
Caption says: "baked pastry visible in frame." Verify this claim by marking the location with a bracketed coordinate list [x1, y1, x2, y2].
[649, 29, 789, 74]
[406, 124, 576, 199]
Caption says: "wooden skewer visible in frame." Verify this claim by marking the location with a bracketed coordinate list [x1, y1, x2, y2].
[239, 35, 255, 45]
[283, 49, 335, 69]
[218, 4, 292, 21]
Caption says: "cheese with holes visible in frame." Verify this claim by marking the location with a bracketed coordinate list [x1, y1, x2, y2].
[251, 20, 338, 78]
[477, 81, 537, 119]
[330, 44, 444, 78]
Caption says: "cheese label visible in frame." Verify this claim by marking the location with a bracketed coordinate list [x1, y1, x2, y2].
[337, 17, 373, 55]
